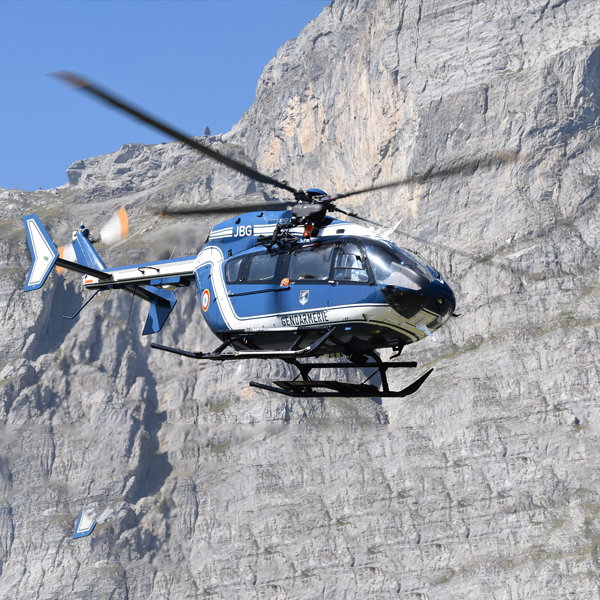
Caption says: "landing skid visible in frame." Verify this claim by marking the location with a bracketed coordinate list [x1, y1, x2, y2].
[151, 327, 433, 398]
[249, 364, 433, 398]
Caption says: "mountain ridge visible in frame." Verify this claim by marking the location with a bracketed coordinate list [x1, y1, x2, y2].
[3, 1, 600, 597]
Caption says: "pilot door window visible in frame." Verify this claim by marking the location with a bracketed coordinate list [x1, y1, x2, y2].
[225, 257, 245, 283]
[288, 244, 335, 282]
[247, 252, 279, 282]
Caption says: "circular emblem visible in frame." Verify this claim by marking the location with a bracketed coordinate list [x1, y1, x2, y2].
[280, 278, 290, 287]
[201, 289, 210, 312]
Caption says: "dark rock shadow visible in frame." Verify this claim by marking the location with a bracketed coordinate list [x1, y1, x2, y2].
[124, 347, 173, 504]
[26, 279, 83, 358]
[363, 354, 383, 406]
[127, 410, 172, 502]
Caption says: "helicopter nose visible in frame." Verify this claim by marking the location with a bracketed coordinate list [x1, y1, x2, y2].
[381, 277, 456, 330]
[423, 278, 456, 329]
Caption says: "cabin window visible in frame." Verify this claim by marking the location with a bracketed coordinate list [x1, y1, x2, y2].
[288, 244, 335, 281]
[247, 252, 279, 282]
[333, 243, 369, 283]
[225, 257, 244, 283]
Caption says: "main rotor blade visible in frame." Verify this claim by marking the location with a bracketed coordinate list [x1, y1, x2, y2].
[390, 228, 541, 280]
[155, 201, 293, 217]
[333, 151, 522, 201]
[328, 204, 384, 227]
[51, 71, 297, 195]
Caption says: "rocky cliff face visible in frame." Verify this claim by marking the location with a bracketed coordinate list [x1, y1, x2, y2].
[3, 1, 600, 597]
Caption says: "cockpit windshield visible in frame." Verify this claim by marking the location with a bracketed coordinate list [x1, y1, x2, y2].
[365, 240, 434, 291]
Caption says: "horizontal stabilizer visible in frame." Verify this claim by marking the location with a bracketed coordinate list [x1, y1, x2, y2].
[23, 214, 59, 291]
[56, 257, 112, 280]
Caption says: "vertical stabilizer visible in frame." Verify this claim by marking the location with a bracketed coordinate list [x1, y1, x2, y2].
[72, 232, 107, 271]
[23, 214, 59, 291]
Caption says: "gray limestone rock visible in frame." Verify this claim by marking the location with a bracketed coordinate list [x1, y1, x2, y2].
[3, 0, 600, 597]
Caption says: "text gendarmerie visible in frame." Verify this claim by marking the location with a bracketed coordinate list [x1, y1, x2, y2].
[280, 311, 329, 327]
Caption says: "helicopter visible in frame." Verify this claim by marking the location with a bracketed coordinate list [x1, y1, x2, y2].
[22, 72, 518, 398]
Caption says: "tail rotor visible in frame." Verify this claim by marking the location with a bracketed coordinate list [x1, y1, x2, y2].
[99, 205, 128, 245]
[56, 206, 128, 275]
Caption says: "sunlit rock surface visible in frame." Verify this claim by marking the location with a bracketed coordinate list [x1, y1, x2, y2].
[3, 0, 600, 597]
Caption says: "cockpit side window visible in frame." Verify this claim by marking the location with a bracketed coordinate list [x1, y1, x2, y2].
[225, 257, 244, 283]
[248, 252, 279, 282]
[333, 243, 369, 283]
[288, 244, 335, 281]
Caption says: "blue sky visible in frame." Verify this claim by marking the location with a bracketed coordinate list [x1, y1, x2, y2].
[0, 1, 329, 191]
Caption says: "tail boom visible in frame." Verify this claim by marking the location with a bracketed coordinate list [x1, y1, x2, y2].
[23, 214, 194, 335]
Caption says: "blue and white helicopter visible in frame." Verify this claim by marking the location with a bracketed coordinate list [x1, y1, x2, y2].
[23, 73, 514, 398]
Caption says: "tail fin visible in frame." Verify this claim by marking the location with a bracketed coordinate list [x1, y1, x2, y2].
[72, 232, 107, 271]
[23, 215, 59, 291]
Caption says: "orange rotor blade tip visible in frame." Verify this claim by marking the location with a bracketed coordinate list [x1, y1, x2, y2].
[117, 206, 129, 239]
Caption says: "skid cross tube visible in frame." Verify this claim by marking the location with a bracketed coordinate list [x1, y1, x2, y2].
[284, 359, 417, 385]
